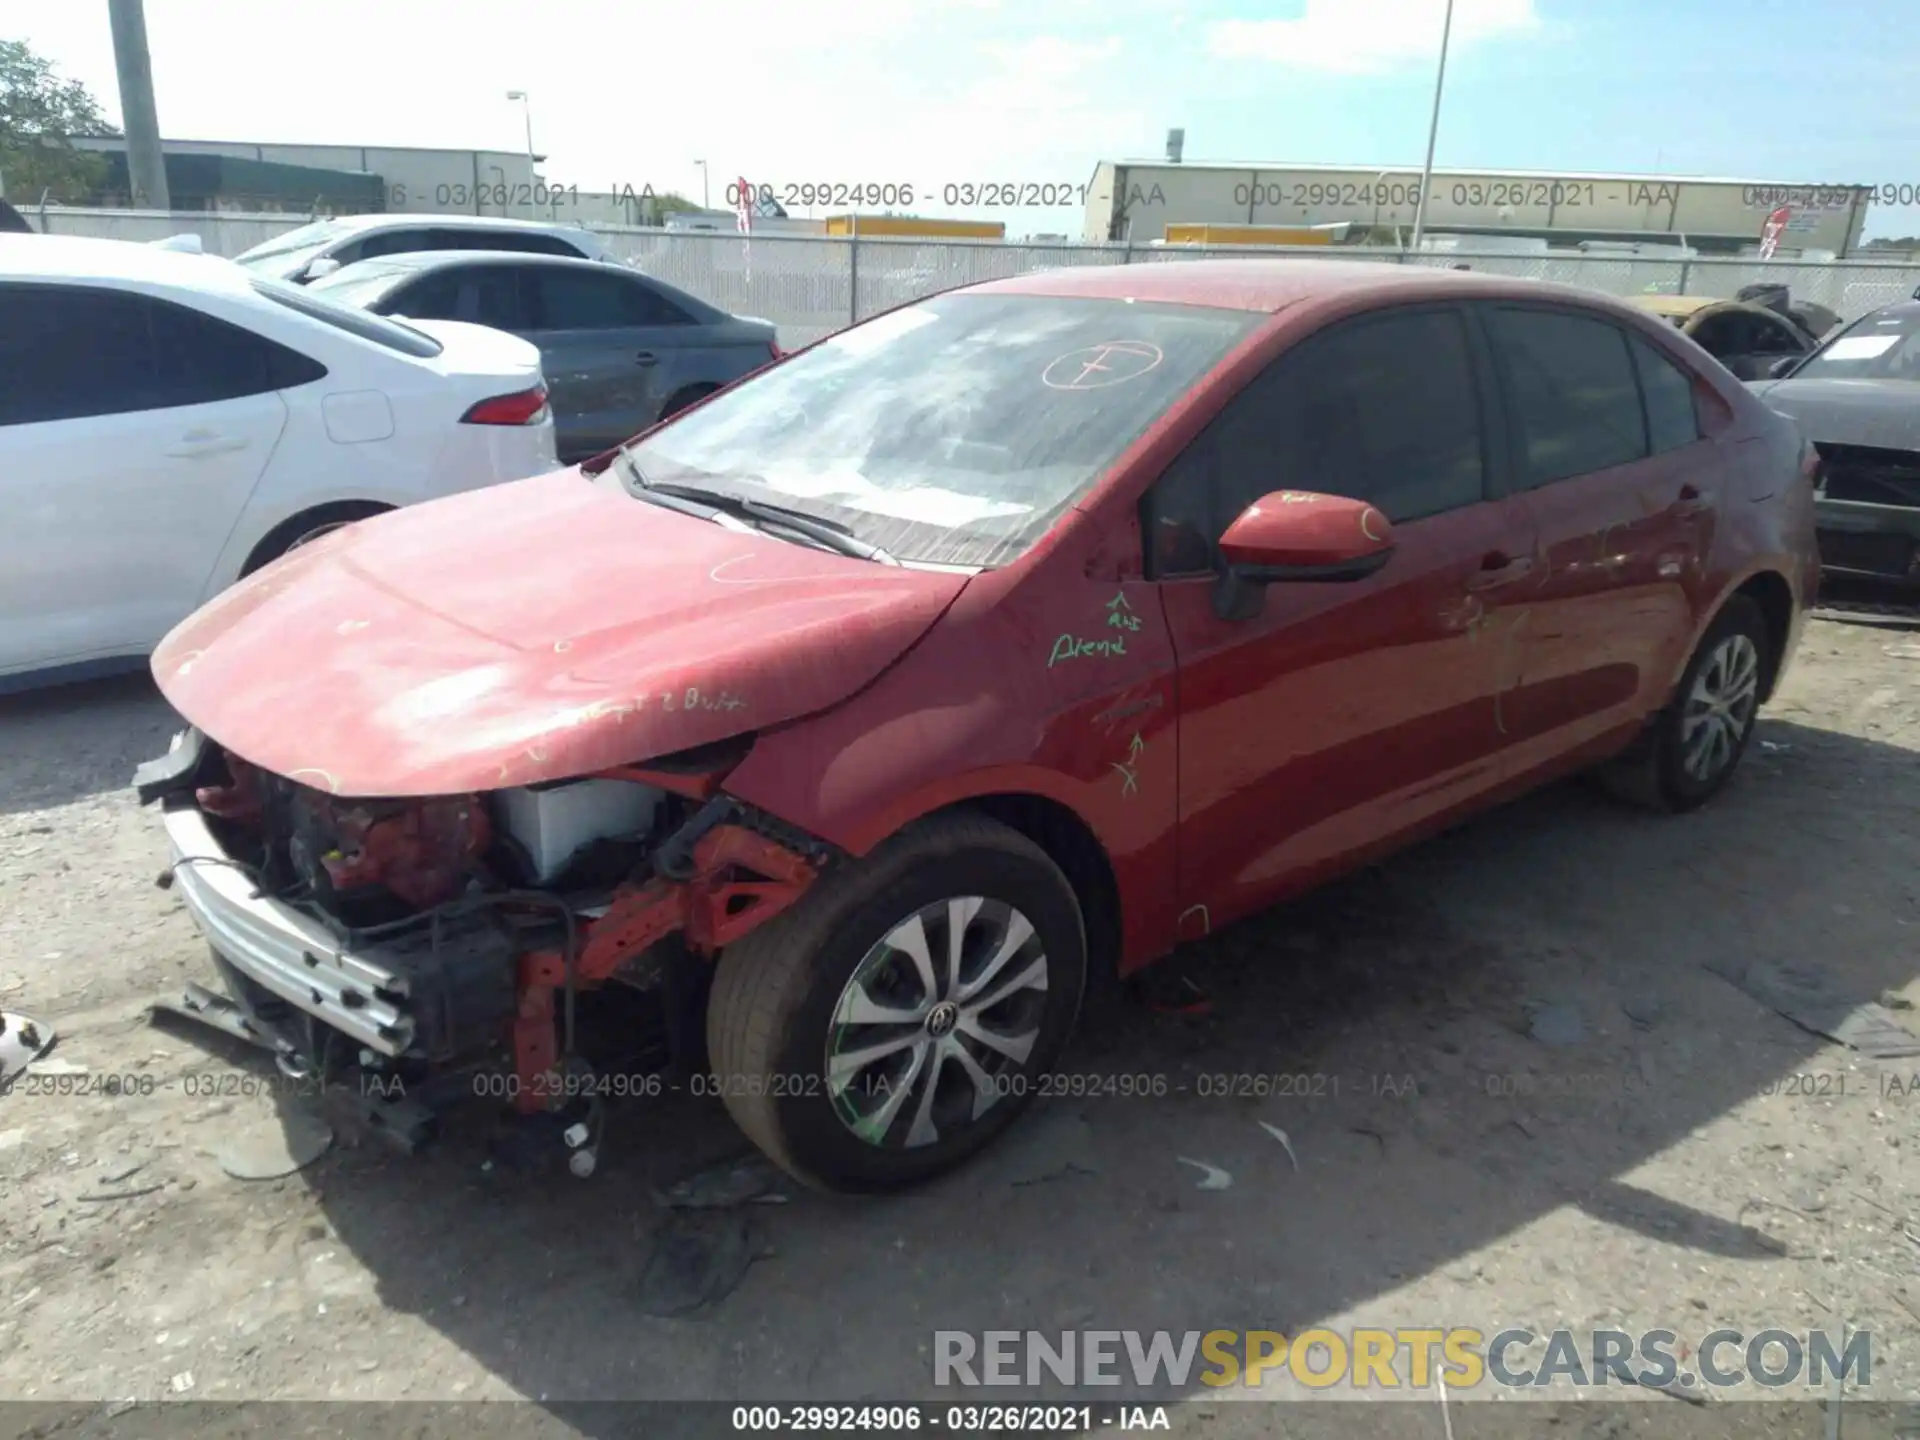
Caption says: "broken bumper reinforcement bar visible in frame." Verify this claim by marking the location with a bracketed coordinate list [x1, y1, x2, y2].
[162, 800, 415, 1058]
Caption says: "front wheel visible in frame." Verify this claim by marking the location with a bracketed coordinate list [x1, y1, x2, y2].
[706, 814, 1087, 1192]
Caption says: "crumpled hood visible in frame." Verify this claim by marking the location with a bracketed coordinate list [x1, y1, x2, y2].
[154, 470, 968, 796]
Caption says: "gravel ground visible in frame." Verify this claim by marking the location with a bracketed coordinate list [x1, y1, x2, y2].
[2, 615, 1919, 1438]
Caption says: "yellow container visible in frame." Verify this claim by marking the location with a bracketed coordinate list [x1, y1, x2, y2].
[824, 215, 1005, 240]
[1163, 223, 1346, 246]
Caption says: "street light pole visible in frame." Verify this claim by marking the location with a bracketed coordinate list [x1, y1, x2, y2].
[694, 159, 709, 211]
[1407, 0, 1456, 255]
[108, 0, 170, 210]
[505, 91, 535, 169]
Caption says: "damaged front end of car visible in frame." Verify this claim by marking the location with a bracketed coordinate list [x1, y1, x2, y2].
[134, 726, 834, 1168]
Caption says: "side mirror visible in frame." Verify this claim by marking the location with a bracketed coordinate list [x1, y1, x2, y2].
[1766, 354, 1801, 380]
[303, 256, 342, 281]
[1212, 490, 1395, 621]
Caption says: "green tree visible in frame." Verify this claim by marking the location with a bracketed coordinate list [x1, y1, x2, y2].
[0, 38, 117, 202]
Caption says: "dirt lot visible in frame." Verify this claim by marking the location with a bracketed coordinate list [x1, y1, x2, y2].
[3, 613, 1919, 1435]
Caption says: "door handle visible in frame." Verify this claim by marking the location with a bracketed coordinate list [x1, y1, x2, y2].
[634, 351, 658, 367]
[165, 431, 247, 459]
[1671, 484, 1712, 517]
[1465, 552, 1534, 591]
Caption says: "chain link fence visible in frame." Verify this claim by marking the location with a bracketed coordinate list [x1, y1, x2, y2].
[28, 205, 1920, 350]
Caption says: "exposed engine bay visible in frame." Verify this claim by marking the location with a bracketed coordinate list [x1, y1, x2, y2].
[136, 729, 833, 1172]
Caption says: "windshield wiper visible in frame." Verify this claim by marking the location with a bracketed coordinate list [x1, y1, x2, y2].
[635, 471, 898, 566]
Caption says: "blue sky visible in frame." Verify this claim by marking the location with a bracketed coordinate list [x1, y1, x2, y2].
[17, 0, 1920, 240]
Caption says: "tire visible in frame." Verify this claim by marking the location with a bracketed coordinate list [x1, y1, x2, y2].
[241, 502, 389, 578]
[1597, 595, 1769, 813]
[659, 385, 717, 422]
[706, 814, 1088, 1193]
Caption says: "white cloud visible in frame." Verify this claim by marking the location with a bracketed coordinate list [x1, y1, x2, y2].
[1207, 0, 1540, 75]
[967, 36, 1123, 109]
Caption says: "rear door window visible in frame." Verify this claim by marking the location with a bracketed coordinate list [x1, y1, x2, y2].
[529, 268, 670, 329]
[382, 270, 465, 320]
[355, 228, 433, 260]
[1486, 307, 1649, 486]
[463, 265, 532, 330]
[479, 231, 591, 257]
[0, 284, 325, 426]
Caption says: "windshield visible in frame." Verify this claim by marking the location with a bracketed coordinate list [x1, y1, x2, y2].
[1794, 305, 1920, 381]
[306, 261, 421, 311]
[233, 220, 349, 272]
[617, 293, 1260, 568]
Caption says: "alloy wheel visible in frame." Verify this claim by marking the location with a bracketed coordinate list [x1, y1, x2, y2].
[1681, 633, 1760, 781]
[826, 897, 1050, 1148]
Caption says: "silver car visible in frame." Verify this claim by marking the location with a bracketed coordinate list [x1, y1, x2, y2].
[310, 251, 781, 464]
[231, 214, 617, 285]
[1750, 299, 1920, 588]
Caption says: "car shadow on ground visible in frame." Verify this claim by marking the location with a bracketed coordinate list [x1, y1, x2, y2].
[243, 715, 1917, 1428]
[0, 671, 179, 817]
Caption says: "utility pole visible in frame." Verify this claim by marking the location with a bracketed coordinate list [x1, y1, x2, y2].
[108, 0, 170, 210]
[1407, 0, 1455, 255]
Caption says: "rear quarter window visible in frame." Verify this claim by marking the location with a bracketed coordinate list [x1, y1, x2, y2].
[1629, 337, 1703, 454]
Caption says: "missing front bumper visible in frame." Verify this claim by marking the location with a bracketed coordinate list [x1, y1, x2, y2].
[161, 800, 516, 1061]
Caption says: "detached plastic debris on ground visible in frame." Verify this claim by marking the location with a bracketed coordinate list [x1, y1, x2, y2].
[0, 1010, 55, 1088]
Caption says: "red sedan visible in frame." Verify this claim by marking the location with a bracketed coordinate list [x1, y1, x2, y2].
[137, 260, 1821, 1191]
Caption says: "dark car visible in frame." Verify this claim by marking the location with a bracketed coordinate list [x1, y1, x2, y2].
[310, 251, 780, 463]
[1750, 300, 1920, 588]
[1633, 294, 1823, 382]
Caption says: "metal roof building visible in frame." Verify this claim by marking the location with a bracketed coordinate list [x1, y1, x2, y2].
[1084, 160, 1873, 255]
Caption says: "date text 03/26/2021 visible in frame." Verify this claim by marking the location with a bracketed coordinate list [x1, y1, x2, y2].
[729, 1404, 1170, 1433]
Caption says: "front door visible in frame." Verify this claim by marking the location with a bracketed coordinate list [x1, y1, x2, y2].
[1144, 304, 1536, 936]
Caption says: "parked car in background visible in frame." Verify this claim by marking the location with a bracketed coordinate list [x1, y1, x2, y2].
[1751, 298, 1920, 589]
[1633, 293, 1821, 381]
[308, 251, 781, 463]
[231, 214, 617, 285]
[0, 234, 557, 691]
[138, 260, 1816, 1193]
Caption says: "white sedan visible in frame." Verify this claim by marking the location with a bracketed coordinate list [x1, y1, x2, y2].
[0, 234, 560, 691]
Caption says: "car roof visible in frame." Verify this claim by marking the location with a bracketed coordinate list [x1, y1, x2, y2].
[964, 257, 1636, 315]
[1863, 299, 1920, 324]
[323, 213, 595, 238]
[335, 249, 629, 275]
[0, 232, 256, 293]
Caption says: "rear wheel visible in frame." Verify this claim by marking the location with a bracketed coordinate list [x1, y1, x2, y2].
[241, 502, 389, 577]
[706, 814, 1087, 1192]
[658, 384, 718, 422]
[1597, 595, 1769, 812]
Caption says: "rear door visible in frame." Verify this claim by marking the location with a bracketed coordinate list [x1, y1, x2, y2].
[1147, 304, 1537, 932]
[521, 266, 696, 458]
[1477, 304, 1719, 773]
[0, 284, 298, 671]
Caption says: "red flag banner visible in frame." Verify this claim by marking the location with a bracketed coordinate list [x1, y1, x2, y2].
[1758, 205, 1792, 260]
